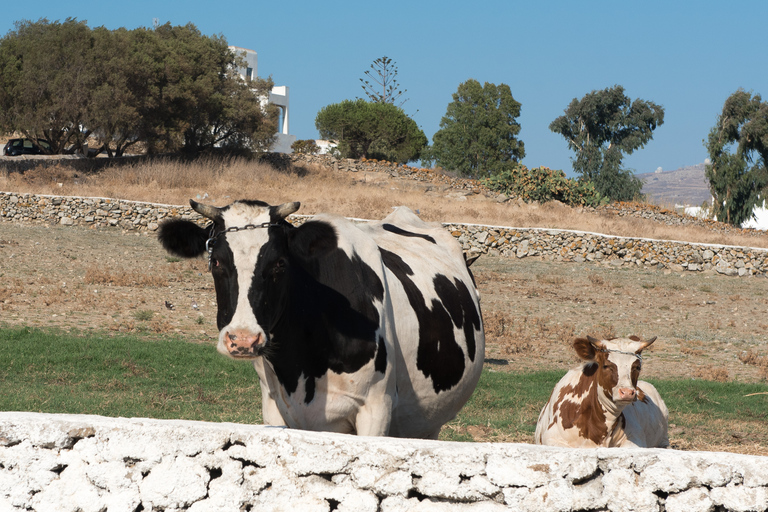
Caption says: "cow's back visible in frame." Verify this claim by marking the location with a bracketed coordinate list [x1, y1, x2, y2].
[359, 207, 485, 438]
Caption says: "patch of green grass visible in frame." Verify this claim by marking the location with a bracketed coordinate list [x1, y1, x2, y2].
[0, 326, 261, 424]
[1, 327, 766, 449]
[441, 369, 561, 442]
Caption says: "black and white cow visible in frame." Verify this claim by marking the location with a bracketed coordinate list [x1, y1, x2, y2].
[158, 200, 484, 438]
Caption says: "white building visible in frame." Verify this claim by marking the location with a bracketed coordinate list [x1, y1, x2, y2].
[229, 46, 296, 154]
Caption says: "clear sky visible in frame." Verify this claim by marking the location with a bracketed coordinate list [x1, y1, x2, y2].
[2, 1, 766, 176]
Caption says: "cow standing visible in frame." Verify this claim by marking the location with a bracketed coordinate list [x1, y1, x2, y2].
[535, 335, 668, 448]
[158, 200, 484, 439]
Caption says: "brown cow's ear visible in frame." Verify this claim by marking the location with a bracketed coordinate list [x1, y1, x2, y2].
[573, 337, 598, 361]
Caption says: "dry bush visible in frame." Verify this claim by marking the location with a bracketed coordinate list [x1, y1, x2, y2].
[8, 164, 81, 187]
[588, 274, 605, 286]
[739, 349, 768, 368]
[681, 340, 706, 356]
[693, 365, 730, 382]
[85, 267, 167, 287]
[578, 324, 617, 341]
[483, 311, 577, 356]
[3, 155, 768, 250]
[41, 286, 67, 306]
[536, 274, 565, 285]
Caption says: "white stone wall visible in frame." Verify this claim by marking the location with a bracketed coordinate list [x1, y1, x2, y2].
[1, 412, 767, 511]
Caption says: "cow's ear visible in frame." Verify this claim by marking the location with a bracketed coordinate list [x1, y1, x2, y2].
[573, 337, 598, 361]
[288, 220, 338, 261]
[158, 219, 208, 258]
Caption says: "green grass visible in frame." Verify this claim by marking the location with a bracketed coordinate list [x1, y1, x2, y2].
[0, 326, 262, 424]
[1, 327, 766, 448]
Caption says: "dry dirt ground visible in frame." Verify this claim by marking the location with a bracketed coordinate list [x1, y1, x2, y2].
[2, 220, 767, 381]
[1, 220, 768, 453]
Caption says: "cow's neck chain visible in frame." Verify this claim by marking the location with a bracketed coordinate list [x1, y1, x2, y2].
[205, 222, 280, 271]
[598, 348, 643, 361]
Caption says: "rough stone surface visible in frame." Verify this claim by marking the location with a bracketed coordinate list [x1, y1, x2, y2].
[1, 413, 767, 511]
[2, 191, 767, 276]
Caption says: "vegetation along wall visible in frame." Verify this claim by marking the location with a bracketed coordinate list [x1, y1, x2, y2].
[1, 191, 767, 277]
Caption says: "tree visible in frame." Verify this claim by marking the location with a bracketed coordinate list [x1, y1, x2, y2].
[550, 85, 664, 201]
[359, 56, 407, 106]
[0, 18, 98, 154]
[0, 20, 278, 156]
[315, 99, 426, 163]
[427, 79, 524, 177]
[705, 89, 768, 226]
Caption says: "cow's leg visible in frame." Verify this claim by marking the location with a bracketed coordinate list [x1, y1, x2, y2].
[254, 360, 287, 427]
[354, 395, 393, 436]
[260, 389, 287, 426]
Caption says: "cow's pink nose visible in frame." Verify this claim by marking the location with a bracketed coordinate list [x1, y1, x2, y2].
[617, 388, 636, 401]
[224, 331, 265, 357]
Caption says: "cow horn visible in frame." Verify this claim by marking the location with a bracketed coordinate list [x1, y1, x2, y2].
[190, 199, 223, 221]
[641, 336, 657, 349]
[274, 201, 300, 220]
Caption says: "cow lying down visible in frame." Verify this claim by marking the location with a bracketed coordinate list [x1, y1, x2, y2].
[535, 335, 669, 448]
[158, 199, 484, 439]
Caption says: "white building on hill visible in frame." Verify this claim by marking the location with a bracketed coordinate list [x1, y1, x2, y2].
[229, 46, 296, 154]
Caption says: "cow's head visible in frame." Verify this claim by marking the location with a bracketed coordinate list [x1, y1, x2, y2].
[158, 199, 300, 359]
[573, 335, 656, 405]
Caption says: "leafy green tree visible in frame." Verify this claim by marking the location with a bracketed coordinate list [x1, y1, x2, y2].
[549, 85, 663, 201]
[705, 89, 768, 226]
[315, 99, 426, 163]
[86, 27, 145, 157]
[426, 79, 524, 177]
[0, 18, 98, 154]
[0, 20, 278, 156]
[359, 56, 407, 106]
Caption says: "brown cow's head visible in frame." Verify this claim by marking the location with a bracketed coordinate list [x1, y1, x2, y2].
[573, 335, 657, 405]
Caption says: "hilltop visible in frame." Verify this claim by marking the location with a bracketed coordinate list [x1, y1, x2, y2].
[638, 163, 711, 207]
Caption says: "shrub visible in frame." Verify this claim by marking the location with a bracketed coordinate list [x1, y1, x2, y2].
[482, 164, 607, 208]
[291, 139, 320, 155]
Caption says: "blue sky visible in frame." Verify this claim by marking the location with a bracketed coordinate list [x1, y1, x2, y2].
[2, 1, 766, 176]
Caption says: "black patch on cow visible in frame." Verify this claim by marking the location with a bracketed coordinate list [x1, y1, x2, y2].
[304, 375, 316, 404]
[433, 274, 481, 362]
[241, 220, 385, 403]
[380, 248, 474, 393]
[382, 224, 437, 245]
[375, 335, 387, 374]
[208, 234, 239, 330]
[157, 219, 209, 258]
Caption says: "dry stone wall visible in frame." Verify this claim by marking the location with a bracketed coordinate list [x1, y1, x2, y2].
[1, 412, 767, 512]
[2, 191, 767, 277]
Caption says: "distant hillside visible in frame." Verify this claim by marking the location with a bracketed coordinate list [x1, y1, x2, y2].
[638, 163, 711, 207]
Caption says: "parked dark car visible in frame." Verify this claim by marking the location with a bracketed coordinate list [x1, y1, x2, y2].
[3, 138, 53, 156]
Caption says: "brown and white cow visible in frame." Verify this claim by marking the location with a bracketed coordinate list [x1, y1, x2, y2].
[535, 335, 668, 448]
